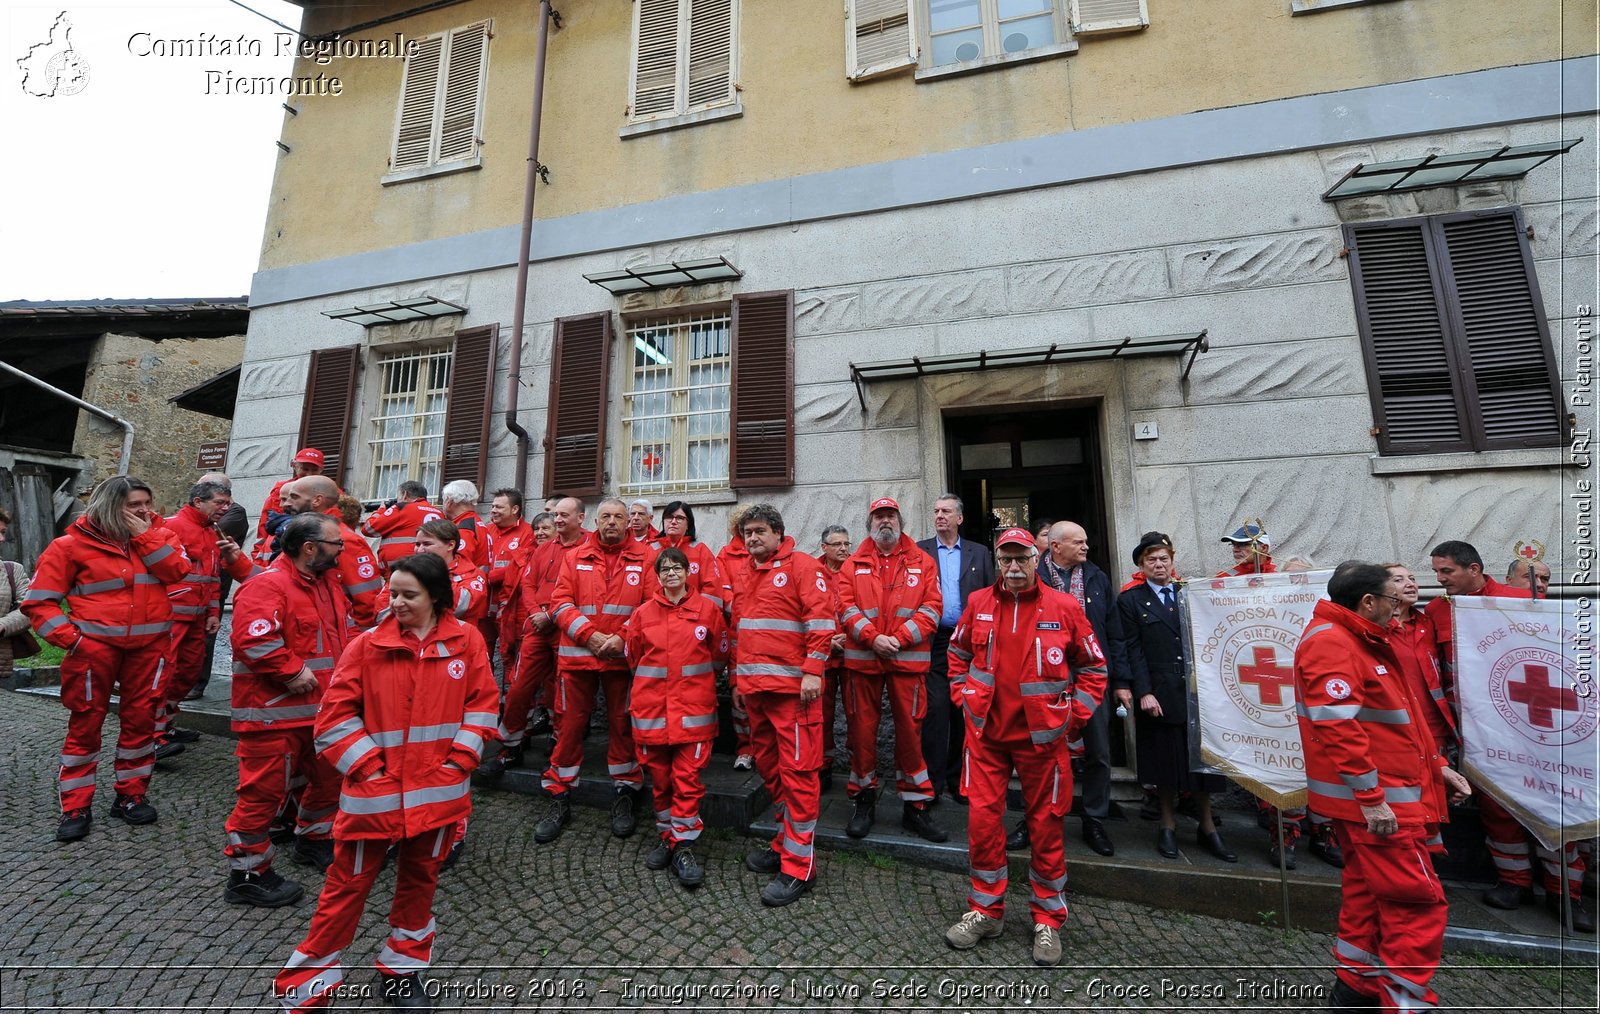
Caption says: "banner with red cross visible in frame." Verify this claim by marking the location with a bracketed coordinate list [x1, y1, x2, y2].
[1454, 595, 1599, 850]
[1185, 570, 1333, 808]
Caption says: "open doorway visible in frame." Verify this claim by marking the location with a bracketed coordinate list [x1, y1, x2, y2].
[942, 404, 1111, 574]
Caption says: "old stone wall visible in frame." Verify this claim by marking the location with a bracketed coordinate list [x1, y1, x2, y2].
[75, 333, 244, 515]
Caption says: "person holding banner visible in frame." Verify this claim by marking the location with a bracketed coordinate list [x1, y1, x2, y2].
[1382, 565, 1456, 754]
[1116, 532, 1235, 863]
[1295, 562, 1472, 1013]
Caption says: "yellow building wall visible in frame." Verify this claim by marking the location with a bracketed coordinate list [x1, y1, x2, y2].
[260, 0, 1593, 271]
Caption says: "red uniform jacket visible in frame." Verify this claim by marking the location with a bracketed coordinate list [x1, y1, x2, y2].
[163, 504, 255, 624]
[514, 532, 588, 637]
[230, 554, 354, 733]
[251, 477, 293, 564]
[624, 589, 729, 744]
[729, 537, 836, 693]
[325, 511, 383, 629]
[1216, 556, 1276, 578]
[377, 554, 488, 627]
[448, 510, 488, 570]
[550, 535, 656, 673]
[1424, 578, 1532, 690]
[361, 499, 442, 573]
[838, 534, 943, 676]
[1389, 606, 1456, 750]
[947, 579, 1107, 748]
[484, 519, 535, 622]
[647, 535, 730, 614]
[821, 563, 847, 669]
[718, 539, 753, 599]
[314, 613, 499, 839]
[1294, 599, 1448, 835]
[24, 517, 192, 649]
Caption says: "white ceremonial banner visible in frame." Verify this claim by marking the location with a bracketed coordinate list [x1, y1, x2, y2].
[1186, 570, 1332, 808]
[1455, 595, 1600, 850]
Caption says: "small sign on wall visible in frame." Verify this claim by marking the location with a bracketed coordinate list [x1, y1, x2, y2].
[196, 441, 228, 470]
[1133, 421, 1159, 441]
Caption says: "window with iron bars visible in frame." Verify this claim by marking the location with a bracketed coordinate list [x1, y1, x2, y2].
[621, 312, 731, 495]
[368, 346, 452, 500]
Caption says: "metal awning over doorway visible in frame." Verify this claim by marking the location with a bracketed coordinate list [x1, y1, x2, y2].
[847, 331, 1208, 411]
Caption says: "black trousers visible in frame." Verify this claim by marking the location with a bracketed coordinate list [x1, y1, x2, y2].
[920, 628, 964, 795]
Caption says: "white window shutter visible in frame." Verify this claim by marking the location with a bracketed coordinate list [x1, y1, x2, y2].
[438, 21, 489, 163]
[632, 0, 682, 118]
[845, 0, 916, 81]
[686, 0, 734, 110]
[1071, 0, 1149, 34]
[392, 34, 444, 171]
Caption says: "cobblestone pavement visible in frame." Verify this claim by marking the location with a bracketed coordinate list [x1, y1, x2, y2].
[0, 690, 1592, 1013]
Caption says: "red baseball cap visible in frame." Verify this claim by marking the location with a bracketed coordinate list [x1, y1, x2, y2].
[996, 527, 1035, 550]
[293, 447, 325, 468]
[869, 497, 901, 514]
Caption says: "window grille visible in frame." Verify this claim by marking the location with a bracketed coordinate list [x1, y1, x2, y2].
[621, 312, 732, 494]
[368, 346, 453, 499]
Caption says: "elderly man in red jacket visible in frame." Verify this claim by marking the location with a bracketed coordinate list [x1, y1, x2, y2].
[535, 498, 654, 844]
[226, 513, 355, 907]
[943, 528, 1106, 967]
[733, 504, 839, 907]
[838, 496, 946, 842]
[1296, 562, 1472, 1011]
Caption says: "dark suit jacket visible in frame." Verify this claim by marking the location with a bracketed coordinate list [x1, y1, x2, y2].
[916, 535, 995, 629]
[1039, 557, 1128, 691]
[1117, 581, 1187, 724]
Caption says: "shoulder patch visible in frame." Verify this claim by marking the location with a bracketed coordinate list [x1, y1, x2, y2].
[1324, 678, 1352, 701]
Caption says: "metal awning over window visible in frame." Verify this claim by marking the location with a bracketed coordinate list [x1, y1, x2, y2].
[322, 295, 467, 327]
[584, 256, 743, 294]
[1322, 139, 1582, 201]
[848, 332, 1208, 410]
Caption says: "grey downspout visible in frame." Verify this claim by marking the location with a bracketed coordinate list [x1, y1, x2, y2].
[0, 359, 135, 475]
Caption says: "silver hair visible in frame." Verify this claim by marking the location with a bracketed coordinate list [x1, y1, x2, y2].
[820, 524, 848, 543]
[935, 492, 964, 514]
[597, 496, 628, 513]
[629, 497, 652, 511]
[441, 479, 479, 506]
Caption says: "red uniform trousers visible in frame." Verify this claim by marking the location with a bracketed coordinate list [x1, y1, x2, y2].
[156, 618, 208, 737]
[540, 667, 641, 795]
[1478, 789, 1585, 898]
[844, 671, 934, 803]
[225, 728, 340, 872]
[499, 630, 556, 751]
[1330, 820, 1448, 1012]
[639, 739, 713, 845]
[820, 666, 845, 768]
[476, 617, 501, 675]
[745, 690, 821, 880]
[273, 831, 451, 1011]
[961, 733, 1072, 928]
[57, 636, 165, 811]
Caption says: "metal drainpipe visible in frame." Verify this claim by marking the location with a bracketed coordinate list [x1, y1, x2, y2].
[0, 359, 135, 475]
[506, 0, 553, 494]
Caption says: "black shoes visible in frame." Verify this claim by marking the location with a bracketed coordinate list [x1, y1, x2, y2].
[1082, 818, 1115, 857]
[382, 972, 434, 1009]
[845, 789, 876, 838]
[56, 808, 92, 842]
[153, 740, 185, 761]
[182, 685, 206, 702]
[1481, 881, 1534, 910]
[1156, 827, 1179, 859]
[760, 872, 812, 907]
[534, 797, 571, 844]
[168, 728, 202, 744]
[645, 839, 675, 871]
[1006, 820, 1030, 852]
[745, 848, 782, 874]
[1545, 893, 1597, 933]
[1328, 979, 1380, 1010]
[1197, 829, 1237, 863]
[440, 839, 464, 873]
[610, 790, 639, 838]
[528, 708, 553, 736]
[902, 803, 949, 843]
[1309, 828, 1345, 868]
[291, 836, 334, 871]
[475, 752, 511, 783]
[1268, 843, 1297, 870]
[109, 794, 158, 825]
[671, 847, 704, 888]
[224, 868, 305, 908]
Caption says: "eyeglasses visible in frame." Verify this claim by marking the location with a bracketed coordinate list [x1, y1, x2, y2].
[821, 541, 849, 549]
[308, 539, 344, 548]
[1376, 593, 1404, 605]
[657, 565, 686, 574]
[996, 556, 1033, 569]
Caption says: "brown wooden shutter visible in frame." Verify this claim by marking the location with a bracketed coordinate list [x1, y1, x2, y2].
[440, 324, 497, 490]
[544, 312, 612, 497]
[729, 290, 794, 488]
[297, 345, 361, 485]
[1436, 209, 1565, 450]
[1347, 209, 1564, 455]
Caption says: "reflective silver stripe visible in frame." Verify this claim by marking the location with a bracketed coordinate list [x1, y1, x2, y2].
[735, 663, 804, 678]
[564, 618, 586, 639]
[841, 606, 863, 622]
[898, 650, 930, 663]
[1302, 622, 1335, 639]
[23, 587, 65, 602]
[131, 621, 172, 636]
[634, 665, 670, 678]
[601, 604, 635, 616]
[740, 618, 804, 633]
[967, 668, 994, 688]
[1021, 680, 1069, 697]
[171, 605, 208, 616]
[59, 774, 98, 790]
[119, 763, 154, 779]
[1030, 869, 1067, 891]
[842, 649, 876, 661]
[36, 614, 70, 636]
[316, 717, 365, 749]
[463, 711, 497, 725]
[607, 761, 640, 775]
[681, 712, 717, 728]
[1430, 687, 1446, 700]
[1030, 724, 1066, 745]
[1308, 779, 1423, 804]
[895, 607, 915, 618]
[576, 605, 599, 616]
[232, 705, 320, 722]
[180, 574, 219, 584]
[803, 619, 835, 632]
[971, 865, 1007, 884]
[330, 736, 380, 775]
[370, 730, 405, 747]
[970, 887, 1005, 905]
[949, 644, 973, 661]
[60, 751, 100, 766]
[244, 638, 286, 660]
[408, 723, 461, 743]
[1357, 707, 1412, 725]
[558, 645, 594, 658]
[861, 608, 880, 618]
[452, 730, 484, 756]
[916, 605, 941, 622]
[75, 620, 129, 637]
[903, 624, 923, 646]
[347, 578, 384, 594]
[633, 716, 668, 731]
[791, 818, 817, 834]
[1033, 892, 1067, 913]
[1072, 690, 1097, 710]
[69, 578, 128, 596]
[1341, 769, 1381, 791]
[116, 744, 155, 760]
[782, 836, 814, 858]
[339, 790, 403, 815]
[1299, 702, 1359, 721]
[553, 603, 577, 617]
[304, 657, 336, 671]
[378, 537, 413, 547]
[681, 662, 716, 677]
[141, 544, 175, 565]
[454, 589, 470, 615]
[848, 616, 872, 638]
